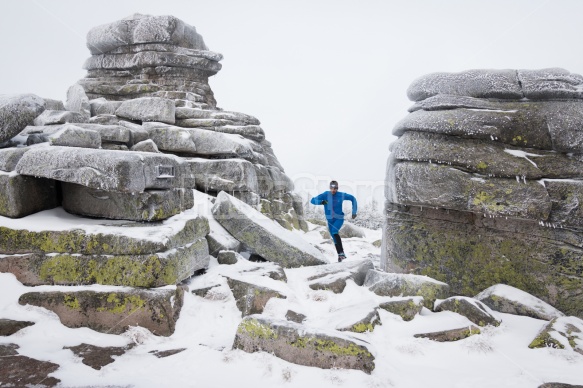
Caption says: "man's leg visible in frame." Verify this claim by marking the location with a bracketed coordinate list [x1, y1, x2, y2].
[328, 219, 345, 261]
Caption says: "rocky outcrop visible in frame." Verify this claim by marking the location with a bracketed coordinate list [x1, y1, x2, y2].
[0, 94, 45, 142]
[0, 318, 34, 336]
[528, 316, 583, 354]
[233, 315, 375, 374]
[383, 68, 583, 318]
[378, 296, 424, 321]
[225, 276, 286, 316]
[299, 259, 374, 293]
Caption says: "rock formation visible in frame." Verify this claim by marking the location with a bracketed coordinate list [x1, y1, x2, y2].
[0, 13, 310, 336]
[382, 68, 583, 318]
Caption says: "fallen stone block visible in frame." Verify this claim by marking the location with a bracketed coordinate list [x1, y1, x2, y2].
[62, 183, 194, 221]
[16, 146, 182, 193]
[364, 270, 450, 309]
[89, 114, 120, 125]
[476, 284, 565, 321]
[414, 325, 481, 342]
[378, 296, 424, 321]
[0, 343, 60, 387]
[65, 83, 91, 119]
[33, 110, 88, 126]
[528, 316, 583, 354]
[0, 94, 45, 143]
[75, 123, 131, 143]
[115, 97, 176, 124]
[0, 172, 58, 218]
[0, 238, 209, 287]
[304, 259, 374, 293]
[143, 122, 197, 153]
[217, 250, 240, 265]
[225, 276, 286, 316]
[434, 296, 501, 327]
[44, 98, 65, 111]
[0, 207, 209, 255]
[0, 318, 34, 336]
[19, 287, 186, 336]
[48, 125, 101, 148]
[334, 307, 381, 333]
[182, 158, 259, 193]
[89, 98, 122, 116]
[233, 315, 375, 374]
[211, 191, 327, 268]
[65, 342, 134, 370]
[285, 310, 306, 323]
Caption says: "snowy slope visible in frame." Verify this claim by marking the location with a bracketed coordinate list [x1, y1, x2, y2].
[0, 220, 582, 388]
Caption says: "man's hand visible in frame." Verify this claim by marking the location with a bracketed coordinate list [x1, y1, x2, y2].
[321, 200, 328, 205]
[352, 213, 357, 219]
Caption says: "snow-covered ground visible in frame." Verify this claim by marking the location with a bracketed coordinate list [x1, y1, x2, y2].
[1, 221, 582, 388]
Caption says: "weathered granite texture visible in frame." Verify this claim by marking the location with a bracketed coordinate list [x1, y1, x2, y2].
[382, 68, 583, 318]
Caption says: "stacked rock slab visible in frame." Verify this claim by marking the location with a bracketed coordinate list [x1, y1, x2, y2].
[382, 68, 583, 318]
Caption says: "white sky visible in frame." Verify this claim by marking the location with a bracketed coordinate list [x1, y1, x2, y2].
[2, 0, 582, 205]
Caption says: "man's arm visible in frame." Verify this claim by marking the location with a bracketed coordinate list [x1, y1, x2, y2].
[345, 193, 358, 217]
[310, 192, 328, 205]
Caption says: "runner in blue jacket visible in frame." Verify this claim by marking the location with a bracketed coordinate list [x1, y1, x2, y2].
[310, 180, 357, 262]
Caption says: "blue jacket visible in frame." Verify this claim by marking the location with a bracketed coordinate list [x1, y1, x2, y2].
[310, 191, 357, 220]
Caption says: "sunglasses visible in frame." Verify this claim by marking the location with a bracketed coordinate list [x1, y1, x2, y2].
[330, 186, 338, 189]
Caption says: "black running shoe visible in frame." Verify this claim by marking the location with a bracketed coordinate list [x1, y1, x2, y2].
[338, 253, 346, 262]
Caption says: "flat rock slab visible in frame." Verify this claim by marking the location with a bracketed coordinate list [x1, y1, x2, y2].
[476, 284, 565, 321]
[435, 296, 501, 327]
[48, 125, 101, 148]
[378, 296, 424, 321]
[0, 146, 32, 172]
[33, 110, 88, 126]
[75, 123, 131, 143]
[390, 131, 583, 180]
[0, 318, 35, 336]
[0, 94, 45, 143]
[183, 158, 259, 193]
[334, 307, 382, 333]
[116, 97, 175, 124]
[0, 207, 209, 255]
[16, 146, 181, 192]
[131, 139, 159, 153]
[233, 315, 375, 374]
[539, 384, 583, 388]
[62, 183, 194, 221]
[302, 259, 374, 293]
[529, 316, 583, 354]
[364, 269, 450, 309]
[86, 14, 210, 55]
[226, 276, 286, 316]
[414, 325, 481, 342]
[0, 237, 209, 287]
[175, 107, 259, 125]
[212, 191, 326, 268]
[387, 160, 552, 220]
[0, 172, 58, 218]
[19, 287, 185, 336]
[65, 343, 135, 370]
[90, 99, 123, 116]
[0, 343, 60, 387]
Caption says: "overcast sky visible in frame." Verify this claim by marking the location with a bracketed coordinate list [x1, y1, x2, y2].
[1, 0, 582, 205]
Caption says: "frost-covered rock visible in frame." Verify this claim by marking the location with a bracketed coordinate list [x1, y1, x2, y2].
[0, 147, 33, 172]
[225, 276, 286, 316]
[233, 315, 375, 374]
[18, 287, 185, 336]
[16, 146, 182, 193]
[435, 296, 501, 327]
[43, 98, 65, 111]
[183, 158, 259, 193]
[217, 250, 241, 265]
[131, 139, 159, 153]
[0, 172, 58, 218]
[65, 83, 91, 119]
[364, 270, 450, 309]
[378, 296, 424, 321]
[528, 316, 583, 354]
[320, 221, 366, 239]
[211, 191, 326, 268]
[414, 325, 481, 342]
[115, 97, 175, 124]
[75, 123, 131, 143]
[0, 94, 45, 142]
[89, 98, 122, 116]
[33, 110, 89, 126]
[48, 125, 101, 148]
[61, 183, 194, 221]
[383, 69, 583, 319]
[476, 284, 565, 321]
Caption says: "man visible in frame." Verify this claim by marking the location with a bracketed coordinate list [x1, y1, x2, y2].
[310, 180, 357, 262]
